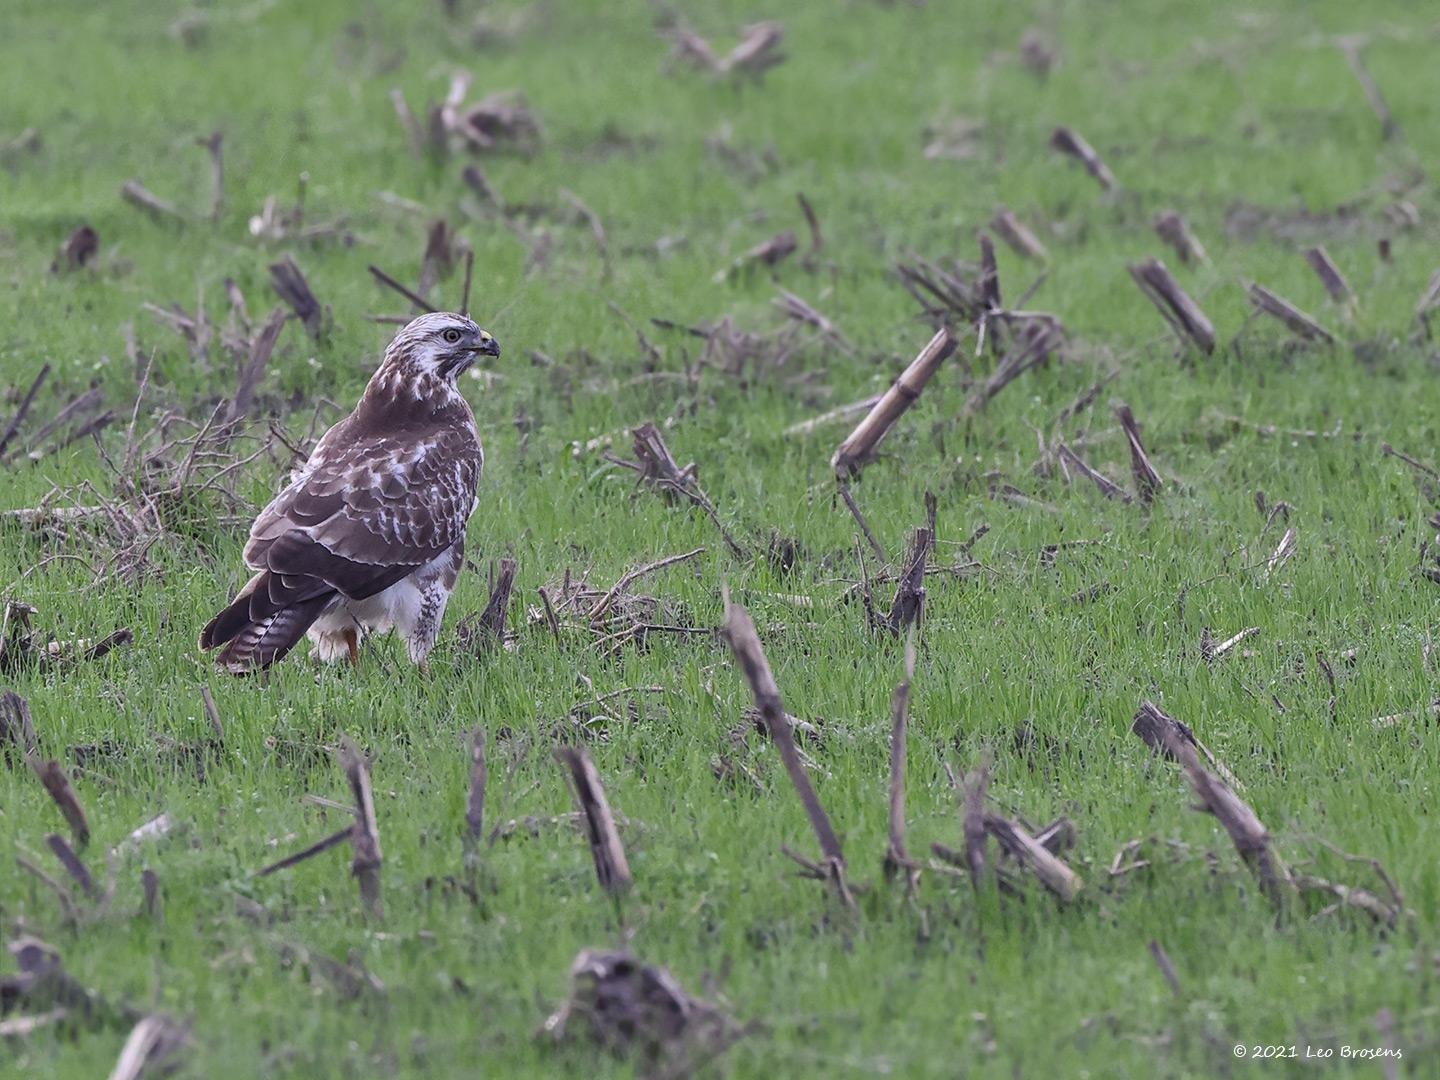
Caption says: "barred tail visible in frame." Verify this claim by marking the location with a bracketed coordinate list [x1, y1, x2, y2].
[199, 572, 333, 674]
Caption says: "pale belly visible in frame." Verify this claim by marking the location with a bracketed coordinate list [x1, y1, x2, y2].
[306, 542, 463, 663]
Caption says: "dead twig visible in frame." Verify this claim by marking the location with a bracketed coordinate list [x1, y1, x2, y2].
[1247, 283, 1335, 344]
[1152, 212, 1208, 265]
[1304, 246, 1353, 305]
[883, 632, 919, 893]
[1050, 126, 1116, 191]
[340, 736, 383, 919]
[1, 690, 38, 757]
[961, 316, 1062, 417]
[1056, 442, 1130, 503]
[108, 1013, 192, 1080]
[120, 180, 185, 224]
[1149, 940, 1182, 997]
[253, 827, 352, 878]
[722, 591, 853, 910]
[556, 746, 632, 901]
[197, 131, 223, 221]
[990, 208, 1047, 260]
[227, 307, 287, 424]
[1131, 701, 1243, 790]
[1337, 37, 1399, 141]
[28, 756, 90, 848]
[0, 363, 50, 457]
[45, 834, 95, 898]
[886, 495, 935, 635]
[1129, 259, 1215, 353]
[1132, 700, 1291, 907]
[1114, 404, 1163, 503]
[465, 727, 487, 843]
[985, 814, 1084, 902]
[625, 424, 747, 558]
[270, 256, 327, 338]
[832, 327, 954, 476]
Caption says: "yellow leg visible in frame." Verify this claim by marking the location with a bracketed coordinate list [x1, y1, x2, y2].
[343, 628, 359, 668]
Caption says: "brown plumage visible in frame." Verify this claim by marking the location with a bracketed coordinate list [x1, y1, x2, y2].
[200, 312, 499, 673]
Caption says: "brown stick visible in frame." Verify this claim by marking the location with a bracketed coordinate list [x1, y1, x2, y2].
[460, 163, 502, 208]
[796, 192, 822, 256]
[1149, 940, 1182, 997]
[1114, 404, 1163, 503]
[45, 834, 96, 898]
[990, 208, 1048, 260]
[1338, 38, 1399, 141]
[1133, 702, 1290, 905]
[474, 557, 518, 648]
[556, 745, 632, 897]
[200, 686, 223, 740]
[1050, 126, 1116, 190]
[109, 1014, 191, 1080]
[1247, 283, 1335, 344]
[838, 481, 887, 564]
[120, 180, 185, 223]
[887, 497, 935, 635]
[253, 827, 352, 877]
[1412, 268, 1440, 341]
[340, 736, 383, 919]
[628, 424, 747, 558]
[560, 188, 610, 278]
[1131, 701, 1242, 790]
[465, 727, 487, 842]
[415, 219, 454, 302]
[227, 307, 287, 423]
[1304, 246, 1353, 305]
[459, 247, 475, 316]
[588, 547, 705, 623]
[28, 756, 90, 848]
[722, 591, 852, 906]
[389, 88, 424, 156]
[1056, 441, 1131, 503]
[1128, 259, 1215, 353]
[883, 632, 918, 890]
[985, 814, 1084, 902]
[0, 362, 51, 457]
[1, 690, 38, 756]
[1152, 211, 1208, 265]
[962, 754, 990, 887]
[197, 131, 224, 221]
[269, 256, 326, 338]
[977, 233, 1001, 310]
[783, 395, 881, 438]
[962, 318, 1061, 417]
[832, 327, 954, 476]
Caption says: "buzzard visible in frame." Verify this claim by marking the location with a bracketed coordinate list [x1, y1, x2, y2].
[200, 311, 499, 673]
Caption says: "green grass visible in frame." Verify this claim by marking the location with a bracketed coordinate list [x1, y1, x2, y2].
[3, 0, 1439, 1075]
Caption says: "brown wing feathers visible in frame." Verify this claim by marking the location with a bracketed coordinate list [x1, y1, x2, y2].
[200, 416, 481, 672]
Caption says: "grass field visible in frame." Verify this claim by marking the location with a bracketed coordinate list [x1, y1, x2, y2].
[3, 0, 1439, 1076]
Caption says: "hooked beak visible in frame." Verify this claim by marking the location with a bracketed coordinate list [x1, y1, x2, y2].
[469, 333, 500, 359]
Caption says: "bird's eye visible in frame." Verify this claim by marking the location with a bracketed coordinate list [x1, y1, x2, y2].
[442, 328, 462, 344]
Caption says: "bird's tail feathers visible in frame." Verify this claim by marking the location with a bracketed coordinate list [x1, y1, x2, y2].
[200, 572, 333, 674]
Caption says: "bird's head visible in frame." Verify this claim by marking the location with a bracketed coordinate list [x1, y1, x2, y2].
[388, 311, 500, 382]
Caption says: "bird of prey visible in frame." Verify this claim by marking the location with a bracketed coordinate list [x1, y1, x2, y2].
[199, 311, 499, 673]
